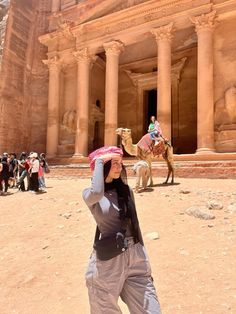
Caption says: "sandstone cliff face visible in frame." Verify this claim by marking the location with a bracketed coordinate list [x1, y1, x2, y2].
[0, 0, 10, 69]
[0, 0, 51, 155]
[0, 0, 9, 21]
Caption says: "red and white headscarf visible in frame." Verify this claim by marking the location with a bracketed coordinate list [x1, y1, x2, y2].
[88, 146, 123, 171]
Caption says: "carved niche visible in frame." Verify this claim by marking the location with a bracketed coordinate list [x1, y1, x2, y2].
[60, 109, 76, 145]
[215, 86, 236, 130]
[89, 103, 105, 151]
[215, 86, 236, 152]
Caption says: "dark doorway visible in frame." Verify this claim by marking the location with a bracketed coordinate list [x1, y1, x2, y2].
[92, 120, 104, 152]
[93, 121, 100, 150]
[143, 89, 157, 134]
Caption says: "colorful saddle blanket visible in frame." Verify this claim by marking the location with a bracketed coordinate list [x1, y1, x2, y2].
[137, 133, 165, 156]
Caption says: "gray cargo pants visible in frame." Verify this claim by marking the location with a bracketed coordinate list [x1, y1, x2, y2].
[85, 241, 161, 314]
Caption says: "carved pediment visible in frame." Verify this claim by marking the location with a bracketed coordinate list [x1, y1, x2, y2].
[58, 0, 150, 26]
[84, 0, 150, 20]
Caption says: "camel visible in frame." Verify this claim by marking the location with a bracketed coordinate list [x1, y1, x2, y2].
[116, 128, 174, 185]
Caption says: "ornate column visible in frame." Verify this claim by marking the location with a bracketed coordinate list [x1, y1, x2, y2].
[51, 0, 61, 13]
[73, 48, 94, 157]
[151, 23, 173, 140]
[103, 41, 124, 146]
[191, 11, 216, 153]
[43, 56, 61, 157]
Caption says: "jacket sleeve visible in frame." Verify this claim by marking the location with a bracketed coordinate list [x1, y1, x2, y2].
[82, 158, 105, 207]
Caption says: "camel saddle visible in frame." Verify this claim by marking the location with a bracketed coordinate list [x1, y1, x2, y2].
[137, 133, 165, 156]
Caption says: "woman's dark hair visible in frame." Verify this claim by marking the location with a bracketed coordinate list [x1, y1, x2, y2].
[1, 156, 7, 162]
[104, 161, 132, 220]
[19, 152, 26, 160]
[150, 115, 156, 122]
[103, 160, 140, 242]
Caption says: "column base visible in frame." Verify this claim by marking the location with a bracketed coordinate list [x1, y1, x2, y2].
[195, 148, 216, 154]
[72, 153, 85, 158]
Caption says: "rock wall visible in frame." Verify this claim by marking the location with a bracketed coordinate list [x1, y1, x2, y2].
[0, 0, 51, 154]
[0, 0, 10, 69]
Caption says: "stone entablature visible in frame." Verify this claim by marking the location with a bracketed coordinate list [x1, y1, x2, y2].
[42, 0, 214, 53]
[42, 0, 236, 56]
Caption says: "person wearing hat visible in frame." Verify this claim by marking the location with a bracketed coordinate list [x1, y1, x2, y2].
[83, 146, 161, 313]
[28, 152, 39, 193]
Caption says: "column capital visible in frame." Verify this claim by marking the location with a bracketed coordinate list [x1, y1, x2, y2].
[190, 11, 217, 34]
[103, 40, 124, 57]
[73, 48, 95, 63]
[42, 55, 61, 70]
[151, 22, 174, 43]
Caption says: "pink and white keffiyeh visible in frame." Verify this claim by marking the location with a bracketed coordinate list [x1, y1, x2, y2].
[88, 146, 123, 170]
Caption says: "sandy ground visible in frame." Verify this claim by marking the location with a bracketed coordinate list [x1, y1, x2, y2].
[0, 176, 236, 314]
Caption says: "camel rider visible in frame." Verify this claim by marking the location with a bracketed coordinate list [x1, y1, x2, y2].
[148, 116, 163, 146]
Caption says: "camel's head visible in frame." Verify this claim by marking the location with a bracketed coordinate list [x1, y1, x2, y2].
[116, 128, 132, 141]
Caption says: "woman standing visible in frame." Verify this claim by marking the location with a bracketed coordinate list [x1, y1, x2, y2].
[28, 152, 39, 193]
[17, 152, 29, 191]
[83, 146, 161, 313]
[38, 153, 47, 191]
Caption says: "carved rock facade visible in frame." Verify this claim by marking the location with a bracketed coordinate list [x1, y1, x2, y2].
[1, 0, 236, 155]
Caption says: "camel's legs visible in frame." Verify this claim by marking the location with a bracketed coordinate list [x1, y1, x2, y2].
[171, 164, 174, 184]
[142, 168, 149, 189]
[134, 168, 141, 193]
[163, 148, 174, 184]
[164, 170, 171, 184]
[148, 161, 153, 186]
[168, 158, 175, 184]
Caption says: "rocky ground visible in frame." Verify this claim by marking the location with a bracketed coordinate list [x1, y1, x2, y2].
[0, 177, 236, 314]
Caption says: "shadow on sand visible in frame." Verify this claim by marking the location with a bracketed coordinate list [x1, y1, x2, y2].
[150, 182, 181, 188]
[134, 182, 180, 194]
[139, 187, 154, 193]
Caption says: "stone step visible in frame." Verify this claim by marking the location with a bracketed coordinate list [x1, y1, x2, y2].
[47, 152, 236, 165]
[46, 161, 236, 179]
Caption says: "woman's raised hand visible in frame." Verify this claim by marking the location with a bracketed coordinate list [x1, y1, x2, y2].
[97, 153, 122, 163]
